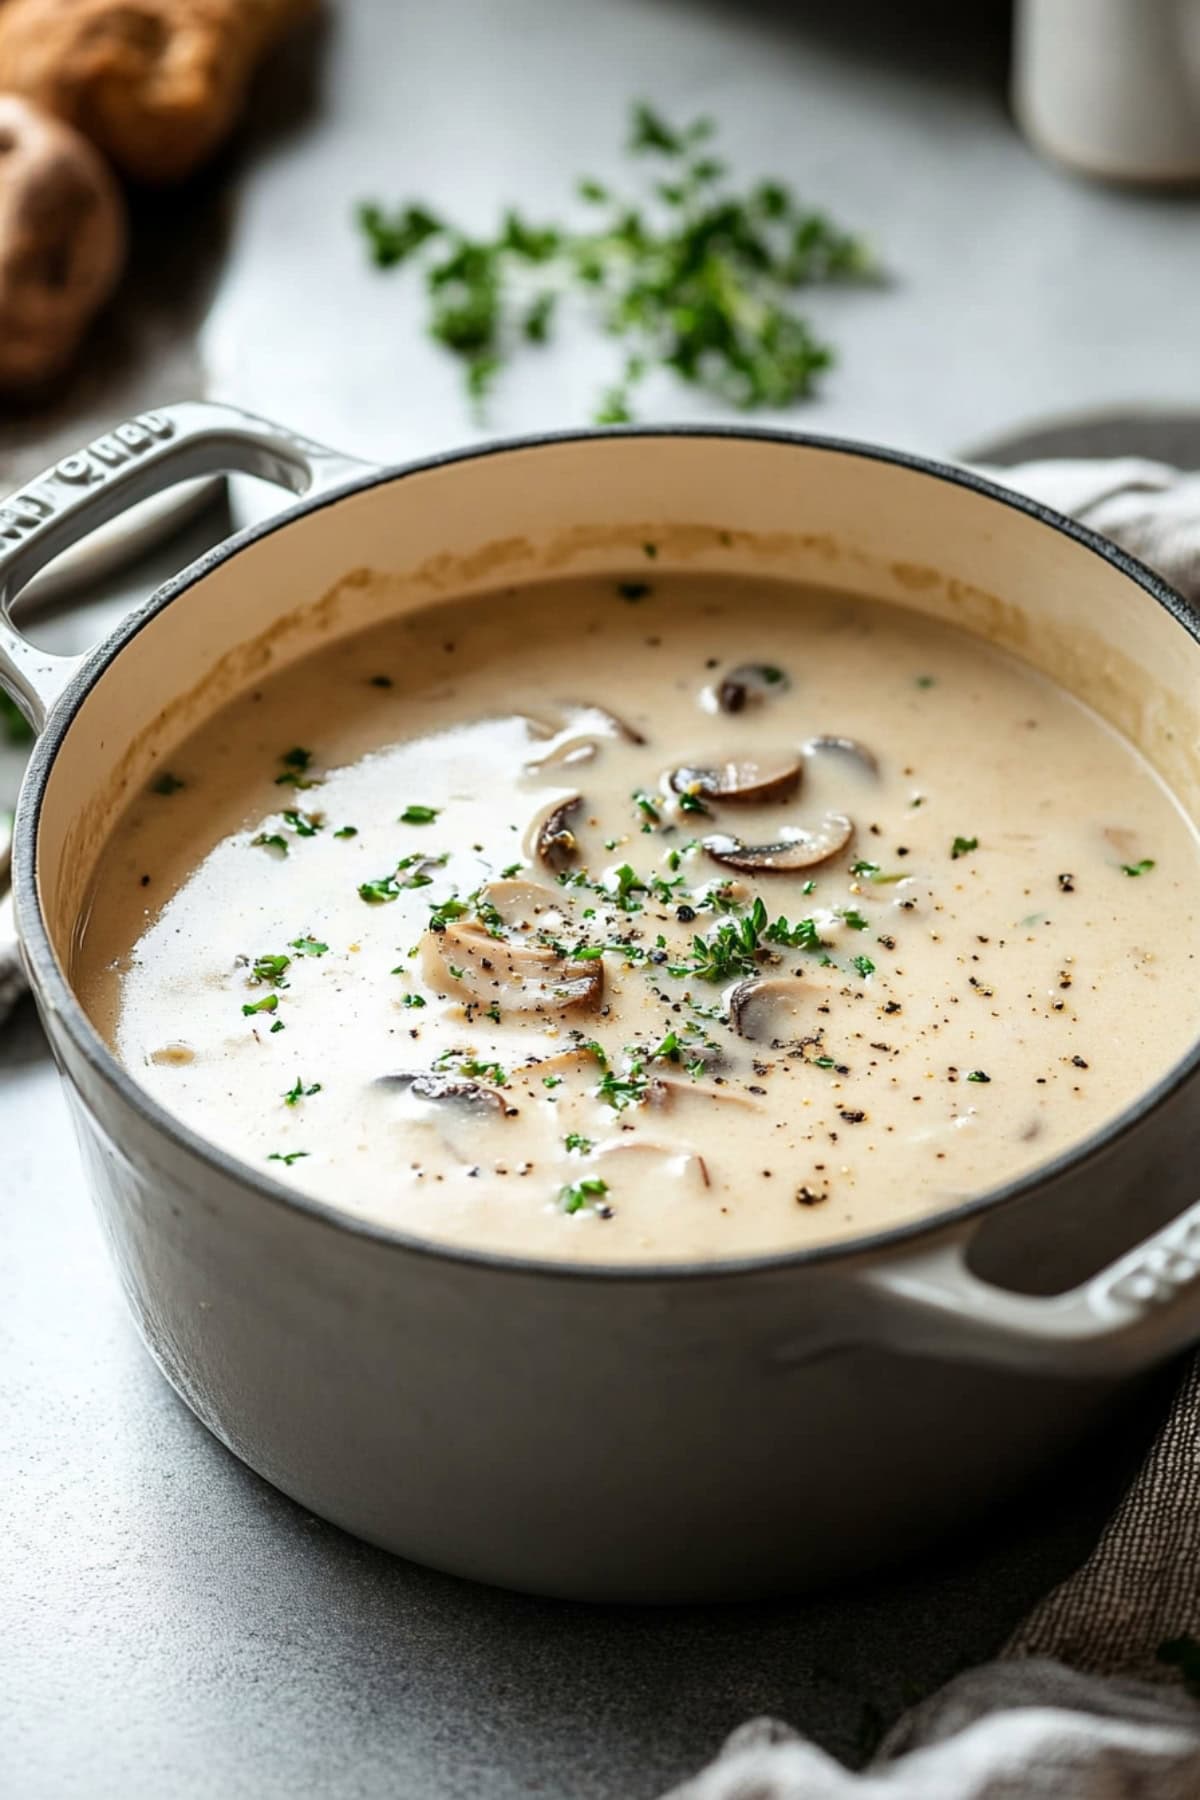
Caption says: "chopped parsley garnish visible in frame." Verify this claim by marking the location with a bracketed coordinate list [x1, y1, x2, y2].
[851, 954, 875, 979]
[543, 1075, 563, 1089]
[812, 1055, 837, 1069]
[564, 1132, 594, 1153]
[652, 1030, 682, 1061]
[289, 936, 328, 956]
[1121, 858, 1156, 877]
[633, 789, 661, 823]
[251, 832, 289, 856]
[850, 860, 903, 884]
[764, 913, 826, 955]
[250, 953, 291, 987]
[400, 804, 440, 825]
[966, 1069, 991, 1083]
[334, 825, 358, 839]
[401, 993, 427, 1008]
[610, 862, 649, 911]
[242, 993, 279, 1017]
[268, 1149, 308, 1167]
[571, 944, 607, 961]
[428, 896, 470, 931]
[840, 908, 870, 931]
[357, 102, 877, 422]
[151, 772, 185, 795]
[501, 861, 523, 878]
[437, 1052, 507, 1086]
[283, 1077, 322, 1106]
[359, 875, 400, 903]
[597, 1062, 650, 1110]
[617, 580, 651, 602]
[282, 809, 322, 837]
[559, 1176, 609, 1215]
[676, 789, 711, 816]
[670, 906, 764, 982]
[275, 747, 319, 790]
[950, 835, 978, 860]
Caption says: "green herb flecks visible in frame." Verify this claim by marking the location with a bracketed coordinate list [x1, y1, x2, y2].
[1121, 858, 1156, 877]
[436, 1051, 508, 1087]
[851, 954, 875, 979]
[400, 804, 440, 825]
[334, 825, 358, 839]
[850, 859, 903, 884]
[268, 1149, 309, 1167]
[275, 747, 320, 791]
[401, 993, 427, 1008]
[242, 993, 279, 1017]
[564, 1132, 594, 1153]
[289, 936, 328, 957]
[559, 1176, 610, 1215]
[966, 1069, 991, 1084]
[249, 953, 291, 988]
[251, 832, 289, 857]
[283, 1077, 322, 1107]
[951, 835, 979, 860]
[357, 102, 878, 422]
[282, 809, 322, 838]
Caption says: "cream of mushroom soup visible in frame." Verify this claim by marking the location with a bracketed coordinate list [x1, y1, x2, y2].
[76, 573, 1200, 1262]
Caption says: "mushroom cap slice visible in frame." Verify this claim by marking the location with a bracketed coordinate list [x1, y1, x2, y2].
[668, 755, 803, 807]
[803, 735, 879, 777]
[594, 1140, 711, 1191]
[376, 1071, 509, 1115]
[528, 794, 583, 871]
[426, 920, 604, 1013]
[523, 700, 645, 769]
[702, 812, 854, 874]
[712, 663, 791, 715]
[728, 976, 808, 1043]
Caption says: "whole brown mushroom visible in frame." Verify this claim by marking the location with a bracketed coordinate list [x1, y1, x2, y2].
[0, 93, 125, 388]
[0, 0, 313, 186]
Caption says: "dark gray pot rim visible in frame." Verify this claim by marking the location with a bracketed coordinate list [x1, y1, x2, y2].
[15, 423, 1200, 1283]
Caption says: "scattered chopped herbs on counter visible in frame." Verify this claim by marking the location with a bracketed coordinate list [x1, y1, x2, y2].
[268, 1149, 309, 1167]
[150, 772, 185, 795]
[276, 747, 320, 790]
[334, 825, 359, 839]
[282, 808, 322, 837]
[951, 835, 979, 859]
[400, 804, 440, 824]
[966, 1070, 992, 1083]
[564, 1133, 594, 1153]
[401, 993, 427, 1008]
[283, 1078, 322, 1106]
[251, 832, 289, 856]
[1121, 858, 1156, 877]
[559, 1176, 610, 1215]
[289, 936, 328, 956]
[356, 101, 879, 422]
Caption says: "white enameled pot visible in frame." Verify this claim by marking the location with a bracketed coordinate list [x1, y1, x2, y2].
[3, 403, 1200, 1602]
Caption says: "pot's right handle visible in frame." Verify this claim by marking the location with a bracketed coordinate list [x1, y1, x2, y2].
[0, 400, 377, 732]
[857, 1196, 1200, 1377]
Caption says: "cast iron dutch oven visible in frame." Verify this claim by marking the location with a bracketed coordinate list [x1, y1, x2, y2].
[3, 402, 1200, 1601]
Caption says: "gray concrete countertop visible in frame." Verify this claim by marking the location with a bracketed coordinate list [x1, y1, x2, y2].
[3, 3, 1196, 1794]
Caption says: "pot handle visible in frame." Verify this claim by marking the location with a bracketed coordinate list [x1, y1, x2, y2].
[858, 1197, 1200, 1377]
[0, 400, 377, 732]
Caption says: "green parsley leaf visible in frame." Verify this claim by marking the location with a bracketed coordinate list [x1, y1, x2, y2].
[851, 954, 875, 978]
[334, 825, 358, 839]
[401, 993, 427, 1007]
[242, 993, 279, 1017]
[400, 804, 440, 825]
[966, 1069, 991, 1083]
[251, 832, 289, 857]
[951, 835, 979, 860]
[564, 1132, 594, 1153]
[840, 909, 870, 930]
[268, 1149, 309, 1167]
[559, 1176, 609, 1215]
[283, 1077, 322, 1106]
[289, 936, 328, 957]
[1121, 858, 1156, 877]
[251, 953, 291, 987]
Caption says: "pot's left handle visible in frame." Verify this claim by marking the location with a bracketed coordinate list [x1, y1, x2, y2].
[0, 400, 378, 732]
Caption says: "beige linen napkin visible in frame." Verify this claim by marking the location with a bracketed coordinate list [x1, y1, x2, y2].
[662, 455, 1200, 1796]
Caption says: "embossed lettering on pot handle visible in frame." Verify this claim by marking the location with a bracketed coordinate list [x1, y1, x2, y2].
[857, 1197, 1200, 1377]
[0, 400, 378, 732]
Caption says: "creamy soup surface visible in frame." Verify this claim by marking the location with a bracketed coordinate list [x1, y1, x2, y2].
[78, 573, 1200, 1262]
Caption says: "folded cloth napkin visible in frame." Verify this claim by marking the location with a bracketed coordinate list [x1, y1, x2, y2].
[661, 455, 1200, 1800]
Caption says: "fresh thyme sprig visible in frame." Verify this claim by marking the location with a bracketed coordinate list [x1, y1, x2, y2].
[357, 102, 879, 421]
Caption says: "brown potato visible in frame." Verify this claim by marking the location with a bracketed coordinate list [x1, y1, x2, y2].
[0, 93, 125, 387]
[0, 0, 313, 186]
